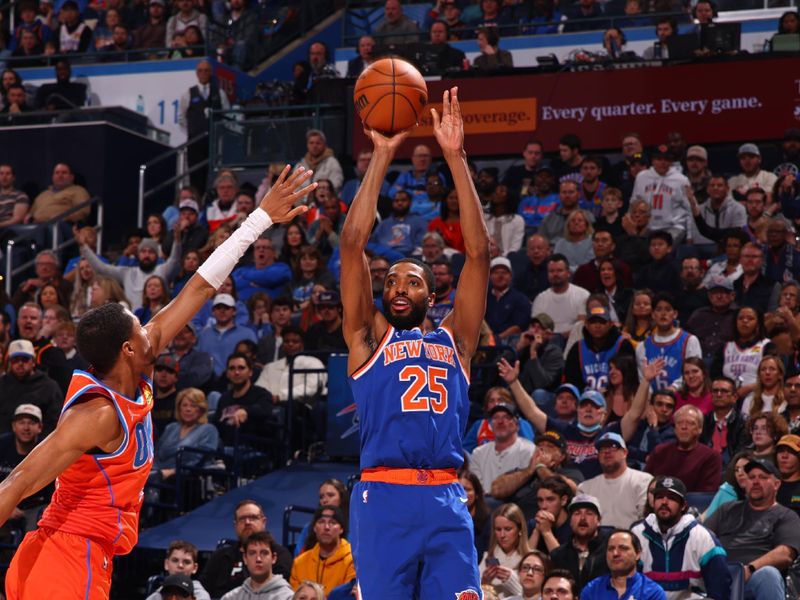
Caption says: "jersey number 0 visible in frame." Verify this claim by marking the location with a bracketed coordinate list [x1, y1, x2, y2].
[399, 365, 449, 414]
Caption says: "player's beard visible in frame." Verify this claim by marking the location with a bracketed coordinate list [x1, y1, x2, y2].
[383, 296, 428, 331]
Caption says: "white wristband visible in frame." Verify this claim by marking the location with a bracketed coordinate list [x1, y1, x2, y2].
[197, 208, 273, 289]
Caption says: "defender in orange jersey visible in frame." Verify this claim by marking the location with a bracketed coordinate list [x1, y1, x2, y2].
[1, 165, 315, 600]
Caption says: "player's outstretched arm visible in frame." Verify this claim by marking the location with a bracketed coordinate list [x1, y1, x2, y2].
[340, 127, 410, 368]
[0, 397, 121, 526]
[436, 88, 490, 362]
[146, 166, 315, 356]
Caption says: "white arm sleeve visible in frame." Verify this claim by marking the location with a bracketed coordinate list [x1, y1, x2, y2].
[196, 208, 273, 289]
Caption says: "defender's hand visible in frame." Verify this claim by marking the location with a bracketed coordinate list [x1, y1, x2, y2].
[259, 165, 315, 223]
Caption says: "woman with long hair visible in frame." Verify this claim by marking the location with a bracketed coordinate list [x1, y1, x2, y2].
[507, 550, 550, 600]
[291, 245, 335, 313]
[741, 355, 787, 419]
[748, 412, 788, 460]
[171, 250, 201, 298]
[676, 357, 712, 415]
[145, 213, 168, 257]
[36, 282, 67, 312]
[245, 292, 272, 339]
[605, 354, 639, 423]
[135, 275, 170, 324]
[480, 503, 530, 598]
[597, 258, 632, 326]
[554, 210, 593, 273]
[622, 289, 654, 347]
[711, 305, 771, 402]
[181, 24, 205, 57]
[294, 478, 350, 556]
[428, 188, 465, 253]
[90, 276, 130, 310]
[198, 221, 235, 261]
[702, 450, 754, 521]
[69, 258, 96, 318]
[460, 470, 492, 561]
[292, 581, 325, 600]
[278, 221, 309, 270]
[485, 184, 525, 256]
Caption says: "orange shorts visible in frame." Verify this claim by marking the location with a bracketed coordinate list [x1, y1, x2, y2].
[5, 528, 113, 600]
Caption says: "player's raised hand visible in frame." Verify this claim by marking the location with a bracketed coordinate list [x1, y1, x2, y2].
[259, 165, 316, 223]
[363, 125, 412, 154]
[431, 86, 464, 156]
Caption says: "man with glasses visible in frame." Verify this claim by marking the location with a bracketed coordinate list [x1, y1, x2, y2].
[232, 236, 292, 302]
[631, 477, 730, 600]
[201, 500, 293, 598]
[782, 369, 800, 434]
[701, 376, 749, 467]
[197, 294, 257, 379]
[706, 458, 800, 600]
[646, 405, 721, 493]
[734, 243, 780, 314]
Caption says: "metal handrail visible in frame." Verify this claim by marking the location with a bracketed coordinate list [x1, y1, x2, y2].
[4, 196, 103, 296]
[137, 131, 208, 227]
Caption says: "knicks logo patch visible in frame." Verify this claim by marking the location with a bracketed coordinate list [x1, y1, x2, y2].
[455, 589, 481, 600]
[362, 490, 368, 504]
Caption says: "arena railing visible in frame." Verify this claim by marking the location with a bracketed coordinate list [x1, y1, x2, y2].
[3, 196, 104, 296]
[137, 131, 208, 228]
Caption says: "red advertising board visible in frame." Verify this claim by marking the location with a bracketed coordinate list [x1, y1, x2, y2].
[351, 56, 800, 158]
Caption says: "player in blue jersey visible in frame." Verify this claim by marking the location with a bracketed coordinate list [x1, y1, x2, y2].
[340, 88, 490, 600]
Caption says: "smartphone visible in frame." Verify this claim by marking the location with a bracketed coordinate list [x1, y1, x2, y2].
[486, 557, 500, 567]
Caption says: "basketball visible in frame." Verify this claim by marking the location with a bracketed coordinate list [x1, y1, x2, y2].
[353, 57, 428, 135]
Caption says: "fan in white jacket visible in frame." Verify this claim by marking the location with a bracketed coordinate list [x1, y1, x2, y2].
[632, 147, 691, 244]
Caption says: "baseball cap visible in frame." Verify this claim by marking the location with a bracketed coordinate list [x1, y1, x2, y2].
[738, 143, 760, 156]
[535, 165, 555, 175]
[138, 238, 160, 253]
[8, 339, 35, 359]
[489, 402, 518, 419]
[183, 322, 197, 335]
[155, 354, 179, 373]
[777, 434, 800, 454]
[490, 257, 512, 273]
[315, 290, 341, 306]
[651, 144, 673, 159]
[555, 383, 580, 400]
[178, 199, 199, 213]
[568, 493, 601, 515]
[13, 404, 42, 422]
[212, 293, 236, 308]
[595, 431, 626, 450]
[653, 476, 687, 501]
[531, 313, 554, 332]
[707, 275, 733, 292]
[579, 389, 606, 409]
[535, 430, 566, 451]
[744, 457, 781, 478]
[313, 505, 345, 526]
[161, 573, 193, 597]
[586, 306, 610, 322]
[686, 145, 708, 160]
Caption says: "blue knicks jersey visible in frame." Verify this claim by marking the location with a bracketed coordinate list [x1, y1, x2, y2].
[643, 329, 691, 391]
[578, 337, 624, 391]
[349, 325, 470, 470]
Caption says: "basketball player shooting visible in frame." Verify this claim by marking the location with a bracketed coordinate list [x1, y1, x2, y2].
[0, 167, 315, 600]
[340, 87, 490, 599]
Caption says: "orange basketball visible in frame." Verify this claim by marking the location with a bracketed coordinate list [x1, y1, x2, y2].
[353, 57, 428, 135]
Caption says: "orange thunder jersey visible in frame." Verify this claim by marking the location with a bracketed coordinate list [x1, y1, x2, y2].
[37, 370, 155, 555]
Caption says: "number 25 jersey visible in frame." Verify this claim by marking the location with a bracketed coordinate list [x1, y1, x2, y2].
[349, 326, 470, 470]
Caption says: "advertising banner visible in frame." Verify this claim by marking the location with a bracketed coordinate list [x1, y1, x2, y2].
[352, 56, 800, 158]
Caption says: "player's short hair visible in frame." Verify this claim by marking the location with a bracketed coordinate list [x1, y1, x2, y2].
[167, 540, 199, 562]
[76, 303, 134, 375]
[389, 258, 435, 293]
[242, 531, 276, 553]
